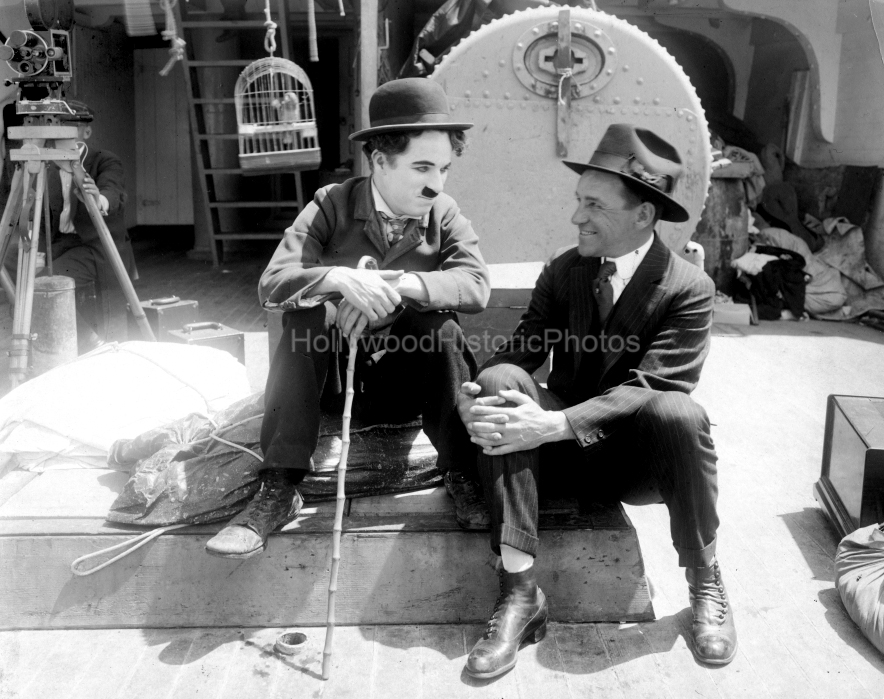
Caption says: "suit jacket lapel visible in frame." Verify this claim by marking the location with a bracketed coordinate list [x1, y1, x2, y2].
[571, 257, 600, 378]
[599, 235, 669, 383]
[353, 178, 388, 257]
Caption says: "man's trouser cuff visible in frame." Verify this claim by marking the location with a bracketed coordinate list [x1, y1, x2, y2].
[495, 523, 539, 558]
[676, 537, 716, 568]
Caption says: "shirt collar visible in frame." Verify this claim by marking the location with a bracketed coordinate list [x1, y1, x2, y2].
[371, 178, 429, 227]
[604, 234, 655, 281]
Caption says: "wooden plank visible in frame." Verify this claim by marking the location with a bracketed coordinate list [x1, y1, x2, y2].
[62, 629, 152, 699]
[511, 621, 573, 697]
[167, 628, 239, 697]
[0, 470, 129, 518]
[0, 527, 651, 628]
[0, 630, 70, 698]
[0, 471, 36, 508]
[114, 628, 197, 699]
[371, 626, 426, 697]
[598, 622, 675, 699]
[283, 625, 374, 698]
[412, 625, 474, 699]
[218, 628, 285, 699]
[553, 624, 626, 698]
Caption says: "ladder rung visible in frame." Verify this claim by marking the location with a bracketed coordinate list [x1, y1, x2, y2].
[188, 60, 255, 67]
[214, 233, 286, 240]
[209, 201, 302, 208]
[181, 20, 269, 28]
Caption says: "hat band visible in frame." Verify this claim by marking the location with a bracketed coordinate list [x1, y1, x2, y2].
[369, 112, 454, 128]
[590, 151, 675, 195]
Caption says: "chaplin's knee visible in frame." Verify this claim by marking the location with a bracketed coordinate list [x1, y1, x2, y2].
[476, 363, 532, 397]
[639, 391, 708, 431]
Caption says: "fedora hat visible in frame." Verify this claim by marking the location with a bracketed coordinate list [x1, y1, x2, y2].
[349, 78, 472, 141]
[563, 124, 690, 223]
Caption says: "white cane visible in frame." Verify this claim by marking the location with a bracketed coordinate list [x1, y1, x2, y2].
[322, 255, 378, 680]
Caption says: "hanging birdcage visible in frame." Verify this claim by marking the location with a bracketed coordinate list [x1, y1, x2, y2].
[235, 57, 321, 172]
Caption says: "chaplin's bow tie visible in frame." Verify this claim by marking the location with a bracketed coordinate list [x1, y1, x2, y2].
[378, 211, 409, 245]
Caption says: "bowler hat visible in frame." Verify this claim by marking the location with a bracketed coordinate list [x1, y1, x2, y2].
[563, 124, 690, 223]
[349, 78, 472, 141]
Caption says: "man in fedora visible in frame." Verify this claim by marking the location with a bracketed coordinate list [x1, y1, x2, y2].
[457, 124, 736, 677]
[206, 78, 491, 558]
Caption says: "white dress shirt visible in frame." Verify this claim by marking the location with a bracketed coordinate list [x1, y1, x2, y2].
[605, 234, 654, 305]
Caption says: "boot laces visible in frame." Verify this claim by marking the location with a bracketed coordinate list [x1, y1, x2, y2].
[691, 562, 728, 621]
[483, 571, 508, 639]
[246, 473, 291, 518]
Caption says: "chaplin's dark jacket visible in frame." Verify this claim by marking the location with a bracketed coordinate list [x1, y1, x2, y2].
[259, 176, 490, 313]
[482, 234, 715, 450]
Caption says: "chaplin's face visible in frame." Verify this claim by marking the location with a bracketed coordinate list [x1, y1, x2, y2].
[571, 169, 654, 258]
[371, 130, 453, 217]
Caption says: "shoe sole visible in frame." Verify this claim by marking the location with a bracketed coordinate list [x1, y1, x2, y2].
[691, 642, 738, 666]
[205, 544, 266, 560]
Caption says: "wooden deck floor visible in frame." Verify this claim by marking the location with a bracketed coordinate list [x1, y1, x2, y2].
[3, 273, 884, 696]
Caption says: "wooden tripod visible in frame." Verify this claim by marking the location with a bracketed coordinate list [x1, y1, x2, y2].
[0, 121, 155, 388]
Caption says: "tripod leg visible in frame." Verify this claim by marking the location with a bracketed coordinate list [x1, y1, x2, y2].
[69, 162, 156, 342]
[43, 176, 53, 276]
[0, 167, 25, 305]
[9, 165, 46, 388]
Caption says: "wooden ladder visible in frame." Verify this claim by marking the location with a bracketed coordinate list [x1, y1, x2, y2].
[175, 0, 307, 266]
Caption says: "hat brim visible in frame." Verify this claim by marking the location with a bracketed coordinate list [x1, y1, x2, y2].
[349, 121, 473, 141]
[563, 160, 691, 223]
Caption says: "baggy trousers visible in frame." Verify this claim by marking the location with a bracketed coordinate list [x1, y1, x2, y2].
[261, 302, 479, 478]
[476, 363, 720, 568]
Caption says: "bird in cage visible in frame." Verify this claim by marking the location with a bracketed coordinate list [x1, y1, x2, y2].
[271, 91, 301, 145]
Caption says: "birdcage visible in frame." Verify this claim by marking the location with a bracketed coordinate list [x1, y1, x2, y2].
[235, 57, 321, 172]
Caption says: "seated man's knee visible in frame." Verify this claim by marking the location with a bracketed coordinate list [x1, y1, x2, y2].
[476, 363, 532, 397]
[639, 391, 709, 432]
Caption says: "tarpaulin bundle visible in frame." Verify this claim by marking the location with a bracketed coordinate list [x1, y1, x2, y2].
[106, 393, 442, 527]
[835, 523, 884, 655]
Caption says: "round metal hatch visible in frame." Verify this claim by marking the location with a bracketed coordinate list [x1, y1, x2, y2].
[430, 7, 711, 263]
[513, 19, 618, 100]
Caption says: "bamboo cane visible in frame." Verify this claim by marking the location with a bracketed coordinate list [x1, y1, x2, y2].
[322, 331, 358, 680]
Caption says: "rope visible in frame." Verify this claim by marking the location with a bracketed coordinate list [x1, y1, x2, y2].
[263, 0, 277, 56]
[70, 524, 189, 576]
[159, 0, 186, 76]
[69, 414, 265, 575]
[557, 67, 572, 105]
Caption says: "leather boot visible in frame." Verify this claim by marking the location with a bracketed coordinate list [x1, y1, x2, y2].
[466, 567, 548, 679]
[205, 469, 303, 559]
[686, 558, 737, 665]
[444, 470, 490, 530]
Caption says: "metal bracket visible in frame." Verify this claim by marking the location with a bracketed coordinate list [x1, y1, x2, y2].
[554, 8, 572, 158]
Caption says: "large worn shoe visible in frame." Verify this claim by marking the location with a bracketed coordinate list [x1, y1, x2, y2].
[686, 558, 738, 665]
[465, 567, 548, 679]
[205, 470, 303, 559]
[444, 470, 490, 530]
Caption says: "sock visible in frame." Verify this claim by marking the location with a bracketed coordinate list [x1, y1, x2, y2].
[500, 544, 534, 573]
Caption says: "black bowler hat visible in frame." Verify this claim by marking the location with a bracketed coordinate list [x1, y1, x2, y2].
[349, 78, 472, 141]
[563, 123, 690, 223]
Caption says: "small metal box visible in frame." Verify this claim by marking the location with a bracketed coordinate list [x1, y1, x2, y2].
[141, 296, 199, 341]
[815, 395, 884, 537]
[167, 321, 245, 364]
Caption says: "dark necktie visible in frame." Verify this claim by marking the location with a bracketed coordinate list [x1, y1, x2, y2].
[378, 211, 408, 246]
[593, 261, 617, 324]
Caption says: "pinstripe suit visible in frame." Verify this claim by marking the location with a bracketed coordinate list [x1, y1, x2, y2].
[476, 234, 719, 567]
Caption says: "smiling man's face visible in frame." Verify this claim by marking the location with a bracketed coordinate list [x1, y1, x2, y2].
[571, 169, 653, 258]
[372, 130, 453, 218]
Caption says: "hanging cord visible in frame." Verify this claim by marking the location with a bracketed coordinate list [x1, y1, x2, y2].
[557, 67, 572, 105]
[307, 0, 319, 62]
[69, 416, 266, 576]
[263, 0, 277, 56]
[159, 0, 186, 76]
